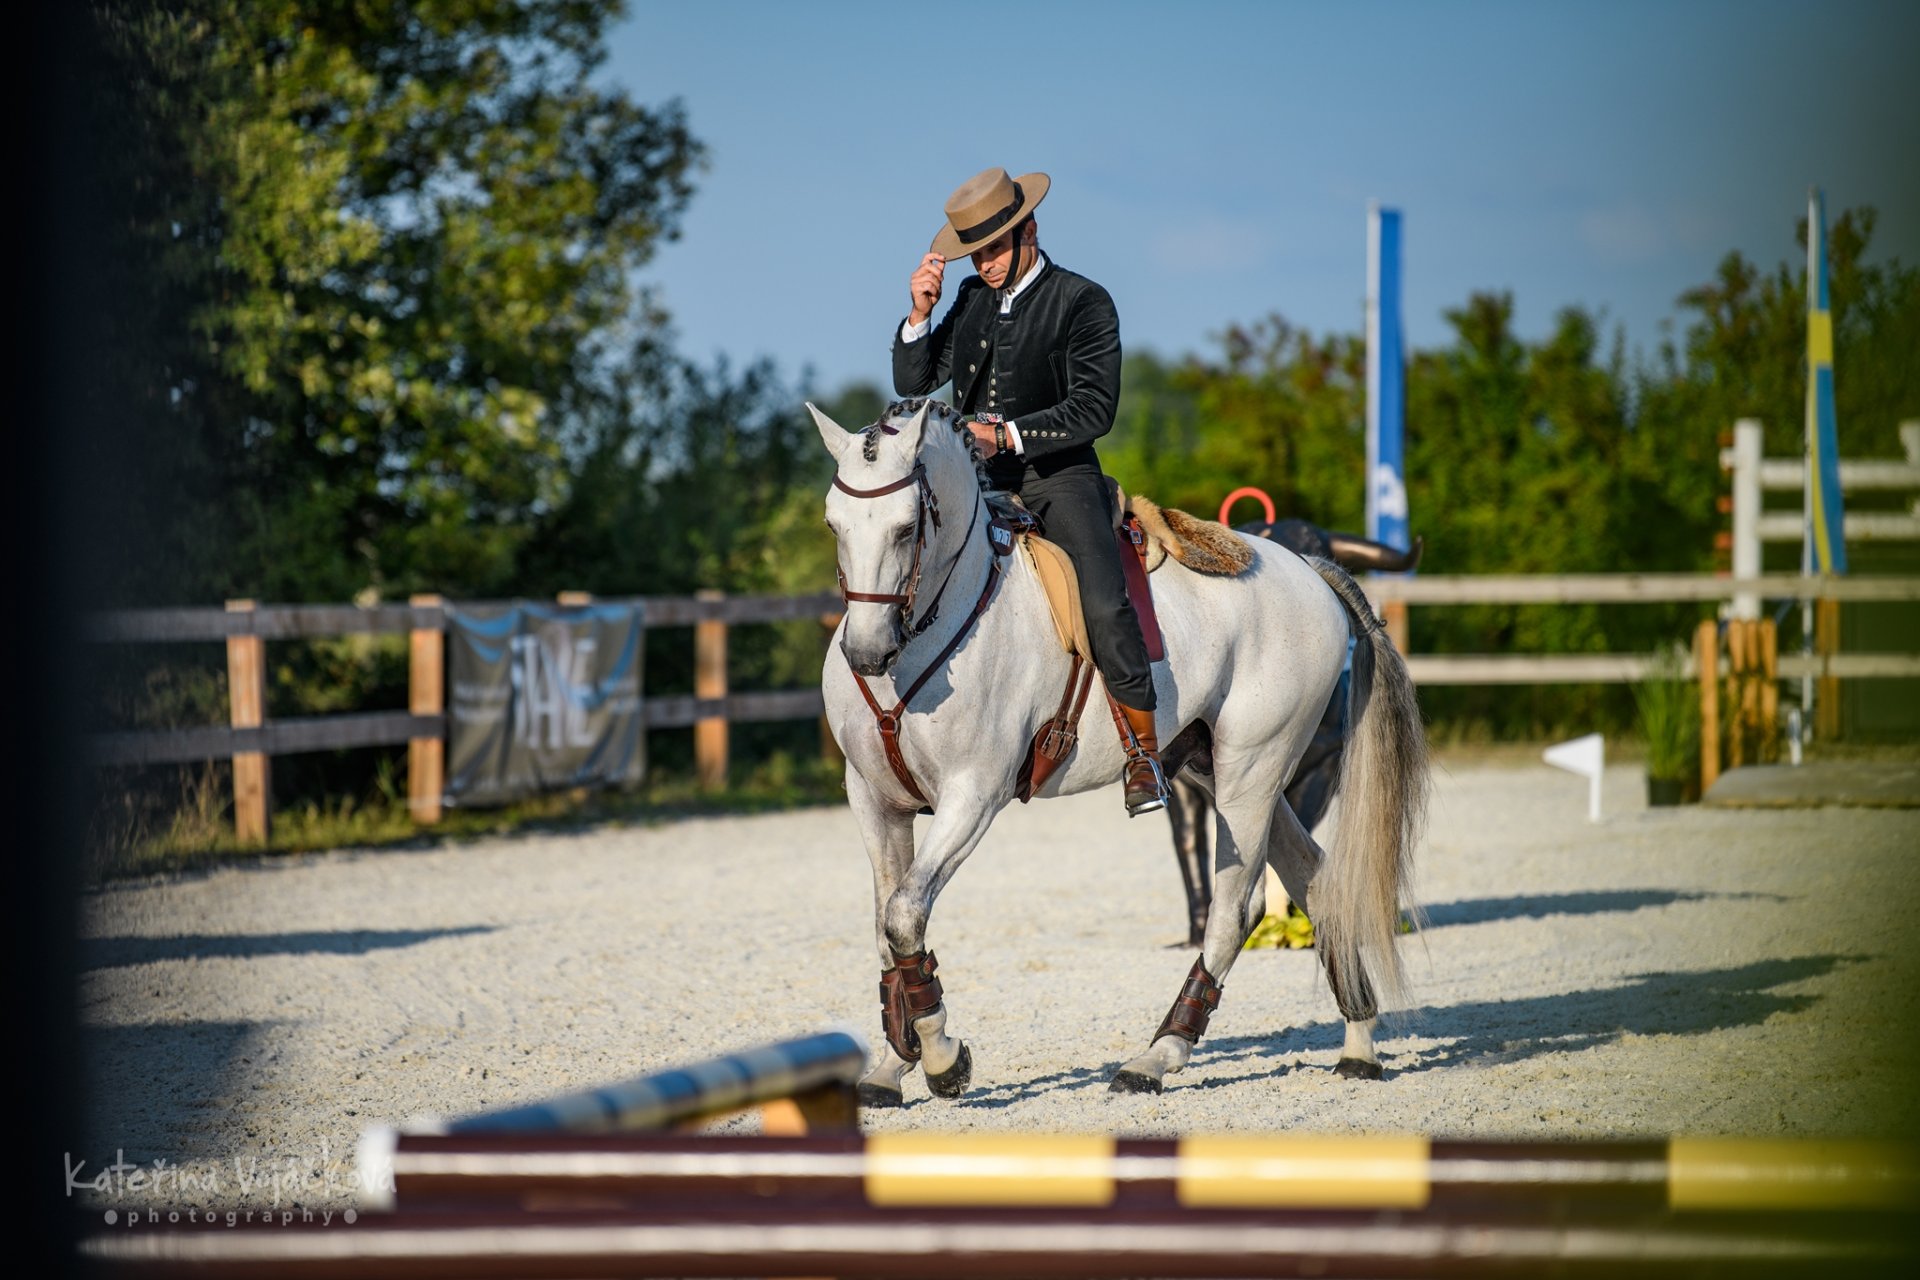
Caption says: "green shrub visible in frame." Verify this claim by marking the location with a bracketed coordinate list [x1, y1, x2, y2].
[1632, 643, 1700, 782]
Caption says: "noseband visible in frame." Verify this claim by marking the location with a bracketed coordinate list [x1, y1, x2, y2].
[833, 461, 973, 637]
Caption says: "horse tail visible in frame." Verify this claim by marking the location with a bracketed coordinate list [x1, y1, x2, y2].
[1305, 557, 1429, 1009]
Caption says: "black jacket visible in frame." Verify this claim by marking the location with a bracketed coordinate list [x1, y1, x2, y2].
[891, 258, 1121, 478]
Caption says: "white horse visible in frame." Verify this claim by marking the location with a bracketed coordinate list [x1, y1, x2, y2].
[812, 398, 1427, 1101]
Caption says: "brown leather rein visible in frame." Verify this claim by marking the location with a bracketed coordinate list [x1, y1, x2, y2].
[833, 461, 1000, 807]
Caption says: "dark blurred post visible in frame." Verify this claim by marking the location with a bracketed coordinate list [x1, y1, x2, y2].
[821, 609, 845, 768]
[25, 4, 110, 1272]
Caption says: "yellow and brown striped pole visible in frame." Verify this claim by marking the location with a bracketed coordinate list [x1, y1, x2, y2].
[379, 1131, 1917, 1217]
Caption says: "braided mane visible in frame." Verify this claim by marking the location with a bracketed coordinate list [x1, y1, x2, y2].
[866, 399, 1007, 510]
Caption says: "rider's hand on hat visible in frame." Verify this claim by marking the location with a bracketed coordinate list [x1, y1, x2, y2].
[908, 252, 944, 327]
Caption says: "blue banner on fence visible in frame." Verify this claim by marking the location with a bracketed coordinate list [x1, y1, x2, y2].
[1806, 187, 1848, 576]
[444, 600, 646, 806]
[1367, 204, 1410, 555]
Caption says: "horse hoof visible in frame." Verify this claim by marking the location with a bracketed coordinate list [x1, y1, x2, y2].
[1109, 1069, 1163, 1095]
[857, 1082, 905, 1109]
[1334, 1057, 1384, 1081]
[925, 1043, 973, 1099]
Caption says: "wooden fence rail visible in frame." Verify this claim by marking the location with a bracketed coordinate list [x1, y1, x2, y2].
[84, 576, 1917, 843]
[85, 591, 845, 843]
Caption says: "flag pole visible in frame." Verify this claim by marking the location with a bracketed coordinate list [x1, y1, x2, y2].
[1802, 189, 1816, 735]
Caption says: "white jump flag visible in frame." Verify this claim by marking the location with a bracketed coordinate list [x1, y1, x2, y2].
[1543, 733, 1605, 823]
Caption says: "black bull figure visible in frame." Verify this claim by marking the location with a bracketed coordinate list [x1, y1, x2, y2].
[1166, 519, 1424, 946]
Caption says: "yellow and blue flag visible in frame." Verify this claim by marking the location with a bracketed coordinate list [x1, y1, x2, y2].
[1806, 187, 1848, 574]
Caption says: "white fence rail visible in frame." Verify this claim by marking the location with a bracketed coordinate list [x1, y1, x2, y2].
[1357, 572, 1919, 687]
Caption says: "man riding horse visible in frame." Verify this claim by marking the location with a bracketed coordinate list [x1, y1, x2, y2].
[893, 167, 1168, 817]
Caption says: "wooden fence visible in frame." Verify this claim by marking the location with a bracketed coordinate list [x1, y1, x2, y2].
[85, 591, 842, 843]
[85, 574, 1919, 844]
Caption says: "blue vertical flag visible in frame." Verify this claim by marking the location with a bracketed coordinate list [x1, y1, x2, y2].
[1366, 203, 1410, 555]
[1806, 187, 1848, 574]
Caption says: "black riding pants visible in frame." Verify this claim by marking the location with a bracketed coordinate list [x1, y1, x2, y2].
[1004, 461, 1158, 711]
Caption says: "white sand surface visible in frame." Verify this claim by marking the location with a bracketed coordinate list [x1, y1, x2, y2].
[74, 760, 1920, 1211]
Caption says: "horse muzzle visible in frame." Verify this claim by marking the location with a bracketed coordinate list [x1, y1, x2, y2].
[842, 632, 903, 677]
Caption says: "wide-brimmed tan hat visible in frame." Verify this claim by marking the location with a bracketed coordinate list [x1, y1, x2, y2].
[930, 167, 1050, 261]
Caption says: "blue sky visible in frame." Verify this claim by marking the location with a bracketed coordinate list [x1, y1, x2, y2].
[602, 0, 1918, 395]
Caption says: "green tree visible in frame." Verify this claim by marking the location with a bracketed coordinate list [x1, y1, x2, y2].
[95, 0, 703, 604]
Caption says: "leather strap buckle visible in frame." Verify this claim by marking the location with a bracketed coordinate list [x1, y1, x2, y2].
[1039, 722, 1078, 760]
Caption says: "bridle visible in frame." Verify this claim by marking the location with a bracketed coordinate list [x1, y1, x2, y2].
[833, 455, 978, 639]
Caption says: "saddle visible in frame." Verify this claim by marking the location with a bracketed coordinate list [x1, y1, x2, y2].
[999, 488, 1253, 801]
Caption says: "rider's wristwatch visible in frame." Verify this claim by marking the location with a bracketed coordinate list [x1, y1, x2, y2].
[975, 412, 1007, 453]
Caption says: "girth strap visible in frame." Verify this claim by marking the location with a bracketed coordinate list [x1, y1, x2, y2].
[1154, 956, 1223, 1045]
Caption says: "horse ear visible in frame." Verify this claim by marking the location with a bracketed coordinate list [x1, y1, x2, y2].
[896, 401, 931, 453]
[806, 402, 853, 462]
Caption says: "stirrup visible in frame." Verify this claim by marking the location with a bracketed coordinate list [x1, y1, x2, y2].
[1124, 754, 1169, 817]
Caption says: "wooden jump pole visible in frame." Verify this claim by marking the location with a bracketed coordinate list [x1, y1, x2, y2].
[407, 594, 444, 825]
[1695, 619, 1719, 793]
[372, 1132, 1920, 1215]
[695, 588, 729, 790]
[224, 599, 270, 845]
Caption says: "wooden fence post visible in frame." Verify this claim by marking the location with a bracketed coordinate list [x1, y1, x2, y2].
[408, 594, 444, 825]
[1695, 619, 1719, 793]
[1815, 596, 1842, 741]
[1382, 600, 1410, 655]
[1759, 618, 1779, 763]
[1730, 620, 1754, 769]
[695, 589, 729, 791]
[225, 599, 270, 845]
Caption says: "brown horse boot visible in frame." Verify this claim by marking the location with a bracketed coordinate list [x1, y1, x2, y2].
[1113, 700, 1169, 817]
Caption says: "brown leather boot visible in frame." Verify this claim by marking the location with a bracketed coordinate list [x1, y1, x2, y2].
[1115, 701, 1169, 817]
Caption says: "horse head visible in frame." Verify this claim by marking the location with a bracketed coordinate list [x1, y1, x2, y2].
[810, 398, 978, 676]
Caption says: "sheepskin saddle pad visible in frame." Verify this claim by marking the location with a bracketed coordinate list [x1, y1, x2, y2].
[1121, 492, 1255, 576]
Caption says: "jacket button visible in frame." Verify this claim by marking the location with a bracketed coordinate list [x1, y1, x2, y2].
[979, 340, 988, 348]
[969, 364, 976, 372]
